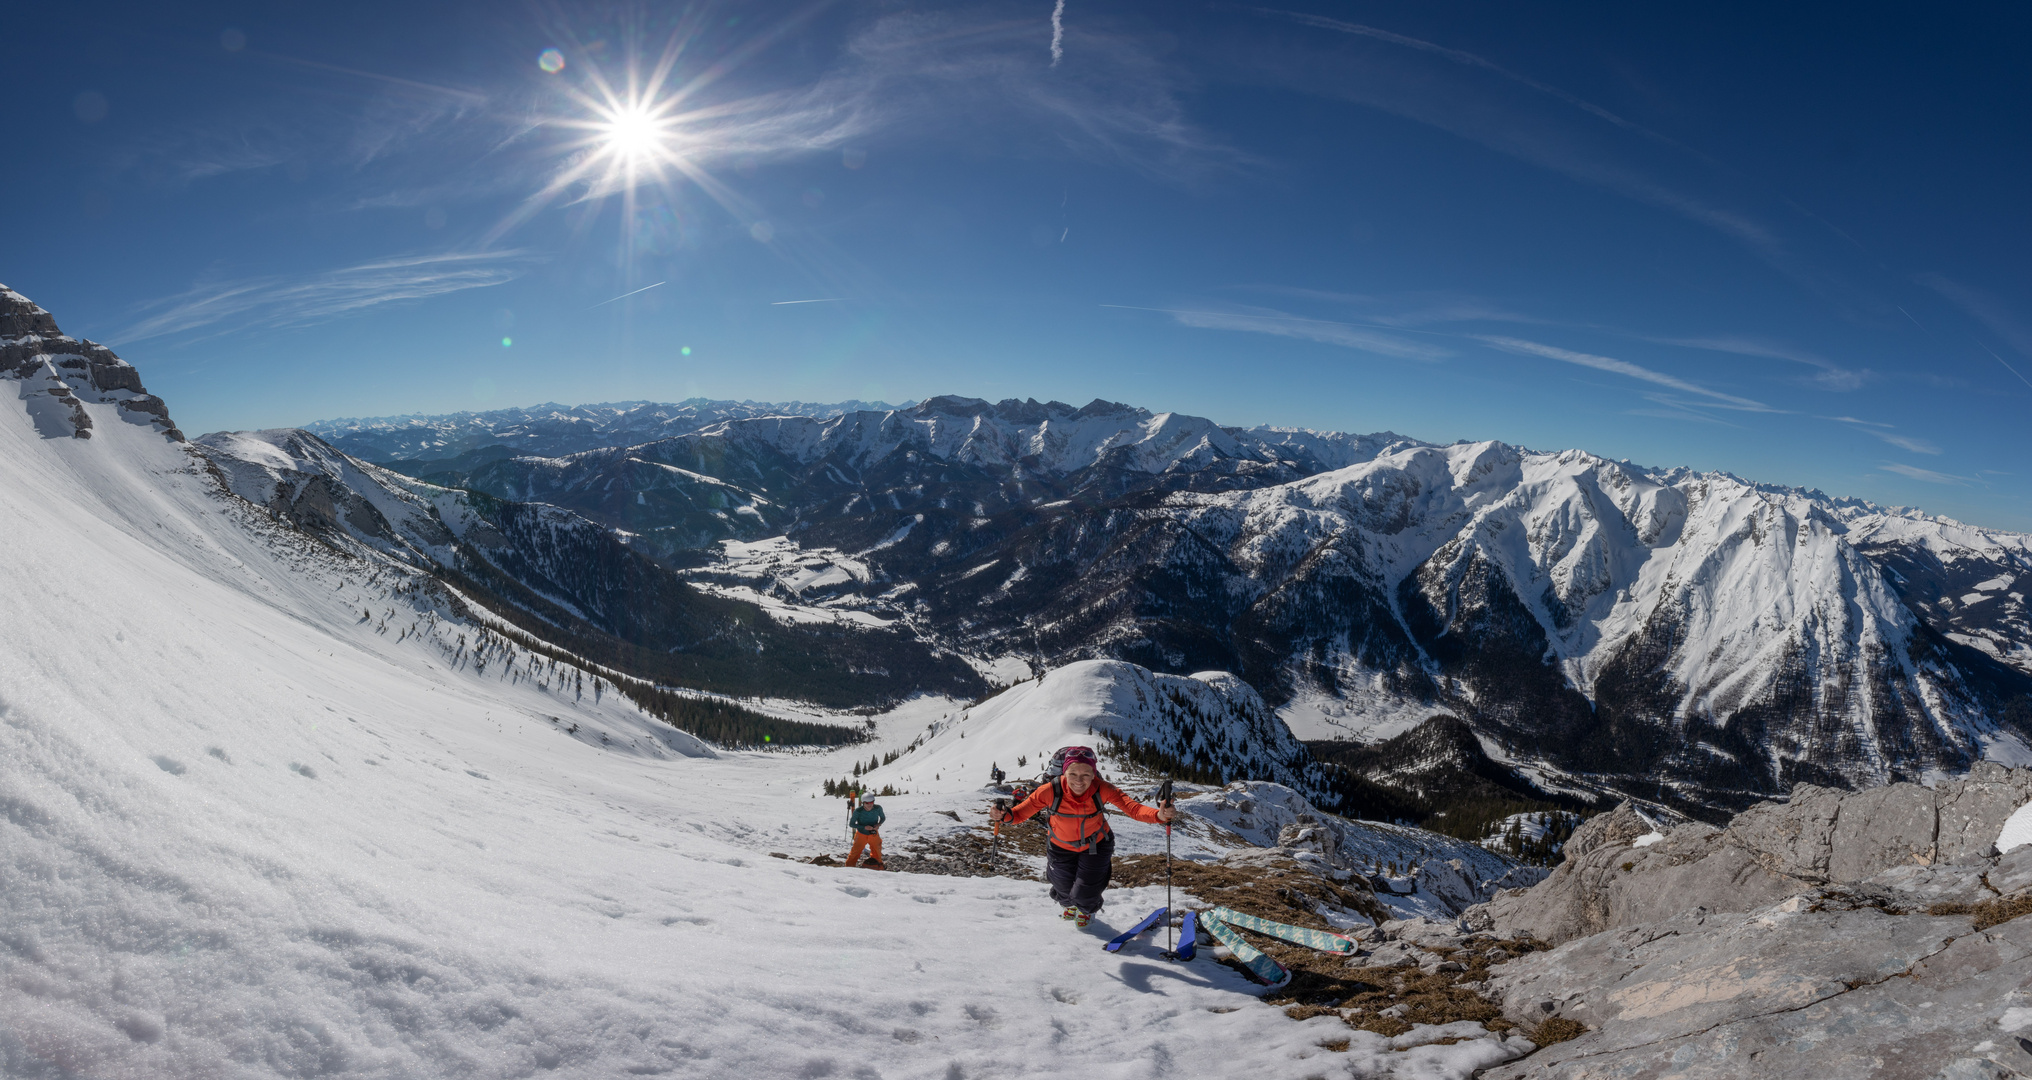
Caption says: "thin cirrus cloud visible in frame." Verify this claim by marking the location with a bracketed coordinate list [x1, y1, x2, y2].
[1104, 304, 1452, 361]
[1646, 335, 1869, 392]
[116, 250, 537, 344]
[1881, 463, 1973, 486]
[1825, 416, 1941, 455]
[1473, 335, 1779, 412]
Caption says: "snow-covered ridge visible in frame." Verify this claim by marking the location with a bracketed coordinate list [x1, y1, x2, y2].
[1171, 439, 2031, 797]
[860, 658, 1335, 801]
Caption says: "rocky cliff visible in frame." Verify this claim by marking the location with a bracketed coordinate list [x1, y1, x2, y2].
[0, 284, 181, 443]
[1446, 768, 2032, 1077]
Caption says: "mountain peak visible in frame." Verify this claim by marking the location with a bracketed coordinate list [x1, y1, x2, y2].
[0, 283, 182, 442]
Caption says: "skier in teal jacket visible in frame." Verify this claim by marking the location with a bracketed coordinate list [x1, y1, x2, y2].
[847, 794, 886, 868]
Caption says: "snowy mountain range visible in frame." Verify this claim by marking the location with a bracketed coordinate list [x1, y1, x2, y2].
[298, 395, 2032, 816]
[306, 398, 904, 462]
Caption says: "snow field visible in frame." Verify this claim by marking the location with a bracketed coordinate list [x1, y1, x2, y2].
[2, 395, 1527, 1078]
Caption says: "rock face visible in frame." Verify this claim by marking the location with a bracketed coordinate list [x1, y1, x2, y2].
[1472, 765, 2032, 946]
[0, 284, 182, 442]
[1455, 770, 2032, 1078]
[1483, 894, 2032, 1079]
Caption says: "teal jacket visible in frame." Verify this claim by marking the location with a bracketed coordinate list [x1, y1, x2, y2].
[850, 805, 886, 835]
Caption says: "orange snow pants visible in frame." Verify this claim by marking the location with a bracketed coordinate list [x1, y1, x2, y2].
[847, 833, 884, 867]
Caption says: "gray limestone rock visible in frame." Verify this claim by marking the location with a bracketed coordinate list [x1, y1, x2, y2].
[1473, 810, 1813, 946]
[1481, 896, 2032, 1079]
[1991, 846, 2032, 897]
[1863, 864, 1999, 908]
[1477, 773, 2032, 948]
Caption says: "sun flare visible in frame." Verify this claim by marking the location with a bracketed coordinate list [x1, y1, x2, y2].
[598, 102, 668, 164]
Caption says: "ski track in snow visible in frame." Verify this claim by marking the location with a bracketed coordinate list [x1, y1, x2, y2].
[1, 394, 1518, 1078]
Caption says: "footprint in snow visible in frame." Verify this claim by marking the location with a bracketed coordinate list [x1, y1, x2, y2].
[838, 886, 872, 898]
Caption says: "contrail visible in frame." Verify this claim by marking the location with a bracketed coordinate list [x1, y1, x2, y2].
[1050, 0, 1066, 66]
[588, 281, 664, 308]
[770, 298, 844, 305]
[1978, 341, 2032, 392]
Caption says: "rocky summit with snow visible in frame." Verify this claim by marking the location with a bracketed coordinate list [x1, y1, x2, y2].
[8, 277, 2032, 1080]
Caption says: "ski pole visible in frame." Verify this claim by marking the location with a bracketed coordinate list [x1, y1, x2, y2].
[988, 797, 1009, 869]
[1158, 778, 1176, 959]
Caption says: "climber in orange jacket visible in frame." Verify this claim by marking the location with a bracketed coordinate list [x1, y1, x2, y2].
[1001, 747, 1175, 927]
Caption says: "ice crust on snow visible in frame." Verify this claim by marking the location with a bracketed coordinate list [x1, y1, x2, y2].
[1, 369, 1520, 1077]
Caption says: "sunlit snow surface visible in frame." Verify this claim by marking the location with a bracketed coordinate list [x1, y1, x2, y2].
[1, 397, 1522, 1077]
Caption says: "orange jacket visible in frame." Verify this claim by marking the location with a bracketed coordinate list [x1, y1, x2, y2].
[1008, 778, 1164, 851]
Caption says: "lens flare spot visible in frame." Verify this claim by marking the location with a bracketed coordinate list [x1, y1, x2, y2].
[538, 49, 565, 74]
[749, 221, 774, 243]
[500, 337, 513, 348]
[680, 346, 692, 356]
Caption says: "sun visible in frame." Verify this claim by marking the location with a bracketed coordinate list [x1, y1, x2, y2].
[483, 28, 776, 252]
[597, 102, 669, 165]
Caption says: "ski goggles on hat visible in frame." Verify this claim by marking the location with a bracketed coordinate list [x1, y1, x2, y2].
[1061, 747, 1098, 767]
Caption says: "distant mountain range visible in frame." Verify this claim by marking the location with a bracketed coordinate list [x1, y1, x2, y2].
[305, 399, 908, 463]
[297, 396, 2032, 818]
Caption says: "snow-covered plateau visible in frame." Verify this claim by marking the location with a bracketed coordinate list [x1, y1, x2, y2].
[3, 284, 1545, 1078]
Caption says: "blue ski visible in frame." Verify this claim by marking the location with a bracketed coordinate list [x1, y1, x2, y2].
[1103, 906, 1170, 952]
[1174, 910, 1197, 961]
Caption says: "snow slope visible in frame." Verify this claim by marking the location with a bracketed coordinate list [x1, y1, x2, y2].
[2, 288, 1525, 1078]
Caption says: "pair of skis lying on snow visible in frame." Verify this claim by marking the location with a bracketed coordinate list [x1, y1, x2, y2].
[1103, 905, 1356, 986]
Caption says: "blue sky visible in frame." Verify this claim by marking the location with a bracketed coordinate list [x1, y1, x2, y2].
[8, 2, 2032, 529]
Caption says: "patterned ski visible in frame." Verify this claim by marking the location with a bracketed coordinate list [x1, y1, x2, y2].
[1202, 906, 1356, 954]
[1201, 916, 1289, 986]
[1102, 906, 1170, 952]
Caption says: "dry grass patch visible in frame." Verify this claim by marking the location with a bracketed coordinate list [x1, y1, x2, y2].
[1930, 892, 2032, 931]
[1529, 1016, 1588, 1046]
[1111, 853, 1390, 925]
[1261, 933, 1549, 1040]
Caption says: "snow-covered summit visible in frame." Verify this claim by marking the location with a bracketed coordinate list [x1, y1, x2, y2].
[860, 658, 1334, 802]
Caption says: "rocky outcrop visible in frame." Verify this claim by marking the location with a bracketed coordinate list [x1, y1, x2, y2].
[1472, 765, 2032, 946]
[0, 284, 183, 442]
[1439, 770, 2032, 1076]
[1482, 888, 2032, 1079]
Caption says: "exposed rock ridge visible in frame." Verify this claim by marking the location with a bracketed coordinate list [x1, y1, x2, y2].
[1470, 763, 2032, 946]
[0, 283, 182, 442]
[1464, 771, 2032, 1078]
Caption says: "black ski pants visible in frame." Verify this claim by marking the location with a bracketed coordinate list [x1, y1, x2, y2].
[1046, 835, 1115, 914]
